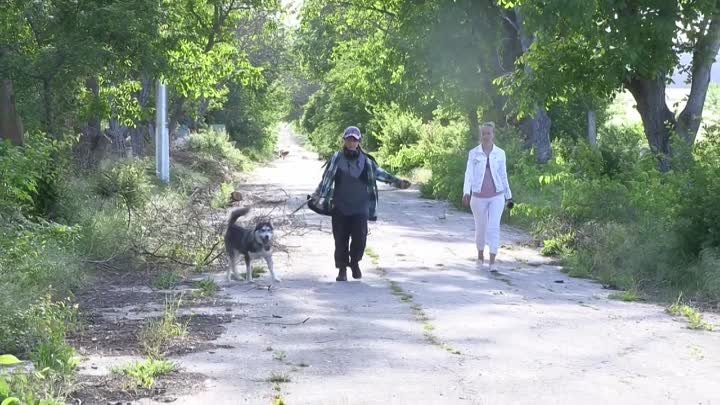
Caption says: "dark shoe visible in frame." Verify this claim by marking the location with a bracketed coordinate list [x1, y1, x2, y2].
[350, 262, 362, 279]
[336, 267, 348, 282]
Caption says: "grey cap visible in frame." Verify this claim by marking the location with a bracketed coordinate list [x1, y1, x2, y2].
[342, 126, 362, 140]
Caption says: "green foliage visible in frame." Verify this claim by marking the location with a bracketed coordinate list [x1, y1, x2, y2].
[0, 220, 82, 360]
[372, 105, 424, 173]
[211, 182, 235, 209]
[154, 272, 181, 290]
[0, 295, 78, 374]
[138, 296, 188, 358]
[667, 294, 714, 331]
[608, 290, 641, 303]
[547, 96, 610, 142]
[188, 129, 251, 170]
[300, 86, 374, 159]
[167, 41, 254, 104]
[194, 278, 218, 298]
[0, 134, 68, 216]
[0, 367, 67, 405]
[0, 356, 21, 368]
[510, 123, 720, 301]
[267, 373, 291, 383]
[675, 128, 720, 256]
[541, 233, 574, 257]
[96, 160, 152, 210]
[113, 359, 176, 389]
[209, 83, 279, 161]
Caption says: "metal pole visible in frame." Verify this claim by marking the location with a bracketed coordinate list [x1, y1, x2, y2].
[587, 110, 597, 147]
[155, 80, 161, 178]
[155, 80, 170, 183]
[160, 82, 169, 183]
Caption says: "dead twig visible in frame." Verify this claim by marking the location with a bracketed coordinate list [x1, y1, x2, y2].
[249, 317, 310, 326]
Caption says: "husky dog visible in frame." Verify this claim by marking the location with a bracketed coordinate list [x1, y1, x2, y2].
[224, 207, 280, 283]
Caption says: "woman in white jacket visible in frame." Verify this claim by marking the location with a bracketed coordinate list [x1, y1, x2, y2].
[462, 122, 513, 272]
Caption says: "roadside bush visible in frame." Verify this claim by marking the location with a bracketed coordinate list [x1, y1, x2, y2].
[188, 129, 251, 170]
[509, 123, 720, 301]
[0, 133, 67, 217]
[96, 159, 152, 210]
[372, 105, 424, 173]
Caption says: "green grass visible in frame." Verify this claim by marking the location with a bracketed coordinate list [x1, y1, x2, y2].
[268, 373, 291, 383]
[0, 127, 274, 405]
[666, 294, 714, 331]
[365, 247, 380, 265]
[366, 247, 461, 356]
[154, 272, 181, 290]
[138, 295, 188, 358]
[113, 358, 176, 389]
[194, 277, 218, 298]
[210, 182, 234, 209]
[608, 289, 642, 302]
[273, 351, 287, 362]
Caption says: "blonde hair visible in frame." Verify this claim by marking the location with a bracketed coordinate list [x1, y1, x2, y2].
[480, 121, 495, 130]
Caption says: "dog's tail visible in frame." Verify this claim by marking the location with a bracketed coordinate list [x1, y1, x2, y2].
[228, 207, 250, 227]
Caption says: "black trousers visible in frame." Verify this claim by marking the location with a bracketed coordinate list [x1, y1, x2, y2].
[331, 213, 368, 268]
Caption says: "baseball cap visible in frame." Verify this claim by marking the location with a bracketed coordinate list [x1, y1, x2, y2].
[342, 126, 362, 140]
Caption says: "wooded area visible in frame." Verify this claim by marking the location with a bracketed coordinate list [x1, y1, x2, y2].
[2, 1, 720, 403]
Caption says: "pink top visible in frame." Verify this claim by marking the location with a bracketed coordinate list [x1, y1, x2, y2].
[475, 156, 502, 198]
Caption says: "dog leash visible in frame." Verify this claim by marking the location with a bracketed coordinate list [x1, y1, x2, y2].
[290, 199, 309, 215]
[289, 189, 403, 216]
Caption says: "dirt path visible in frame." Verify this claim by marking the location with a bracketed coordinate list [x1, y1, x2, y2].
[84, 124, 720, 405]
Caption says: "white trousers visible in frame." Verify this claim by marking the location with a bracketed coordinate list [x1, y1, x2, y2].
[470, 194, 505, 255]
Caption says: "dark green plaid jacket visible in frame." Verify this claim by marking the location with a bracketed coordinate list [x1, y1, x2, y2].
[313, 151, 400, 221]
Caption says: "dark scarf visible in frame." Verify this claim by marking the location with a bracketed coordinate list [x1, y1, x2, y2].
[340, 147, 366, 178]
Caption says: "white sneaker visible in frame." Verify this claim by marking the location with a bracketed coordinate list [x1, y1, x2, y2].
[488, 263, 498, 273]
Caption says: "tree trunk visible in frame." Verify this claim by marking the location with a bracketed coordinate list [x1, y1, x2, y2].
[75, 77, 110, 168]
[625, 77, 674, 172]
[195, 99, 210, 130]
[129, 72, 154, 157]
[168, 97, 185, 138]
[85, 77, 101, 131]
[514, 7, 552, 164]
[468, 108, 480, 143]
[587, 110, 597, 146]
[677, 14, 720, 144]
[129, 127, 145, 157]
[108, 117, 131, 157]
[0, 79, 24, 146]
[42, 78, 55, 138]
[521, 108, 552, 163]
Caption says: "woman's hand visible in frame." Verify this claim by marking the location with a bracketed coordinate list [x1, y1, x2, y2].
[462, 194, 471, 207]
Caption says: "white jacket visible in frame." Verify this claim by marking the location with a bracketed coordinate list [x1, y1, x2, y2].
[463, 145, 512, 200]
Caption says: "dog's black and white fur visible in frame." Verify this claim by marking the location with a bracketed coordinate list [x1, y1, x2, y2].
[224, 207, 280, 283]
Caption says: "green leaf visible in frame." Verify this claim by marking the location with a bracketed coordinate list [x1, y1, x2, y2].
[0, 378, 10, 397]
[0, 355, 21, 367]
[2, 398, 21, 405]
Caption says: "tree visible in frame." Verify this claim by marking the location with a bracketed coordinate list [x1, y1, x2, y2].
[0, 80, 24, 146]
[161, 0, 276, 135]
[499, 0, 720, 171]
[296, 0, 554, 162]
